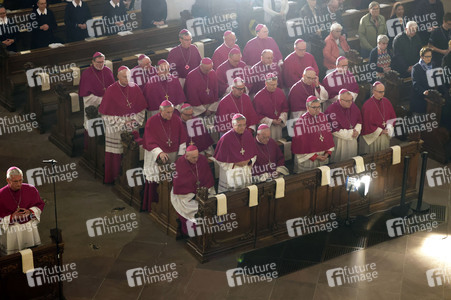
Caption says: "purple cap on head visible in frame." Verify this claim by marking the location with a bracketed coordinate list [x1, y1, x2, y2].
[257, 124, 270, 131]
[118, 66, 129, 72]
[294, 39, 305, 45]
[339, 88, 350, 95]
[229, 48, 241, 56]
[179, 29, 189, 35]
[180, 103, 192, 111]
[336, 56, 347, 65]
[255, 24, 265, 32]
[233, 77, 245, 86]
[138, 54, 147, 60]
[373, 81, 383, 87]
[232, 113, 245, 120]
[265, 73, 277, 81]
[160, 100, 173, 107]
[93, 52, 104, 59]
[201, 57, 213, 65]
[306, 96, 318, 103]
[158, 59, 169, 66]
[186, 145, 198, 152]
[224, 30, 233, 37]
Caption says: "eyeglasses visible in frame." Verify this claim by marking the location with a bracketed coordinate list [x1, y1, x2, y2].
[341, 99, 353, 103]
[305, 76, 316, 80]
[374, 90, 385, 93]
[310, 106, 321, 109]
[234, 87, 245, 91]
[423, 55, 432, 58]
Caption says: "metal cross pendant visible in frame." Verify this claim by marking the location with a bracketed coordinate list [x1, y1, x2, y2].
[206, 88, 210, 95]
[319, 134, 324, 142]
[382, 121, 386, 127]
[274, 110, 278, 115]
[164, 94, 169, 100]
[240, 147, 245, 155]
[189, 140, 195, 146]
[126, 99, 132, 108]
[167, 139, 172, 147]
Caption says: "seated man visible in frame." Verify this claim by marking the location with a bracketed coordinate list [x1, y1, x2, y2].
[216, 48, 249, 97]
[31, 0, 57, 49]
[252, 124, 288, 182]
[249, 49, 282, 95]
[0, 5, 18, 52]
[392, 21, 424, 78]
[213, 114, 258, 192]
[0, 167, 45, 255]
[243, 24, 283, 67]
[143, 59, 186, 118]
[325, 89, 362, 162]
[171, 145, 215, 237]
[215, 77, 259, 134]
[322, 56, 359, 103]
[130, 55, 157, 90]
[360, 82, 396, 154]
[142, 100, 187, 211]
[212, 30, 240, 70]
[253, 73, 288, 140]
[283, 39, 319, 89]
[179, 103, 214, 155]
[184, 58, 219, 117]
[64, 0, 92, 42]
[98, 66, 147, 184]
[288, 67, 328, 119]
[291, 96, 335, 173]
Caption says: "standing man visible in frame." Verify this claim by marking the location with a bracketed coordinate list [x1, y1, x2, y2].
[249, 49, 282, 95]
[283, 39, 319, 89]
[325, 89, 362, 162]
[167, 29, 202, 84]
[288, 67, 328, 119]
[291, 96, 335, 173]
[252, 124, 288, 182]
[0, 167, 45, 255]
[171, 145, 215, 236]
[215, 77, 259, 134]
[212, 30, 241, 70]
[98, 66, 147, 184]
[142, 100, 187, 211]
[213, 114, 258, 192]
[429, 13, 451, 67]
[31, 0, 57, 49]
[143, 59, 186, 118]
[130, 55, 157, 90]
[392, 21, 424, 78]
[79, 52, 115, 139]
[253, 73, 289, 140]
[243, 24, 283, 67]
[64, 0, 92, 42]
[184, 57, 219, 117]
[360, 82, 396, 154]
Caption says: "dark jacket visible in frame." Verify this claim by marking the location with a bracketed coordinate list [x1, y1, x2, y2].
[64, 1, 92, 42]
[31, 8, 57, 49]
[392, 31, 424, 78]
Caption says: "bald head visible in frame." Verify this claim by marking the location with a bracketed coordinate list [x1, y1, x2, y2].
[138, 57, 151, 70]
[186, 148, 199, 164]
[261, 49, 274, 65]
[257, 127, 270, 144]
[224, 32, 237, 48]
[117, 68, 130, 85]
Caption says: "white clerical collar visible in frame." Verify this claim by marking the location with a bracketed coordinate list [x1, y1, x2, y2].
[110, 0, 120, 8]
[37, 8, 48, 15]
[0, 17, 8, 25]
[72, 0, 82, 7]
[256, 136, 265, 144]
[118, 81, 127, 87]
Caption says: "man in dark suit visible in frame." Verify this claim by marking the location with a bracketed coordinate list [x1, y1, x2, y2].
[64, 0, 92, 42]
[31, 0, 57, 49]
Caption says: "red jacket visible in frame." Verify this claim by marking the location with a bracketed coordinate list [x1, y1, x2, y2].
[323, 33, 351, 70]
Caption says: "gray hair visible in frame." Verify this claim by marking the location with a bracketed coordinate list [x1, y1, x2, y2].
[306, 99, 320, 107]
[368, 1, 379, 9]
[7, 167, 23, 179]
[261, 49, 273, 56]
[232, 115, 246, 126]
[330, 23, 343, 32]
[377, 34, 389, 43]
[406, 21, 418, 29]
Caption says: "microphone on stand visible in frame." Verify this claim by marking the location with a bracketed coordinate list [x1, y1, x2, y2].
[42, 159, 58, 164]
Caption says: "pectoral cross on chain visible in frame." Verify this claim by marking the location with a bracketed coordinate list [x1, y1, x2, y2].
[319, 134, 324, 142]
[274, 110, 278, 115]
[206, 88, 210, 95]
[164, 94, 169, 101]
[167, 139, 172, 147]
[382, 121, 386, 127]
[240, 147, 245, 155]
[126, 99, 132, 108]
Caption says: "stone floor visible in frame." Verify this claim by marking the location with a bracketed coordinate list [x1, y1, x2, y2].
[1, 106, 451, 300]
